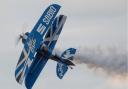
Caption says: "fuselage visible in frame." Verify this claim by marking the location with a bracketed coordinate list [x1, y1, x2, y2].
[21, 32, 75, 66]
[36, 47, 75, 66]
[50, 54, 75, 66]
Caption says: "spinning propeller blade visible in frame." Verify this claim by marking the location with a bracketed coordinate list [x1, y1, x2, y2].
[15, 33, 24, 45]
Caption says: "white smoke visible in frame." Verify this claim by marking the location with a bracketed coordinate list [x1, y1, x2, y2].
[74, 46, 128, 76]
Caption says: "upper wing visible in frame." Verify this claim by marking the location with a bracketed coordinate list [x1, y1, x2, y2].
[24, 15, 67, 89]
[15, 4, 61, 84]
[25, 4, 61, 62]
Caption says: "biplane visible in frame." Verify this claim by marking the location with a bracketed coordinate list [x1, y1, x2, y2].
[15, 4, 76, 89]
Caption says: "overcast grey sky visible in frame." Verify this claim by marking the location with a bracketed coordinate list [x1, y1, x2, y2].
[0, 0, 127, 89]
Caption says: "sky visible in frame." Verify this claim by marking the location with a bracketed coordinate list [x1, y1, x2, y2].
[0, 0, 127, 89]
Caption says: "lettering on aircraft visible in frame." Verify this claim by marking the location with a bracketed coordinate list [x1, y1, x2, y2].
[58, 63, 64, 77]
[27, 38, 36, 53]
[37, 23, 46, 35]
[37, 6, 56, 35]
[43, 6, 56, 25]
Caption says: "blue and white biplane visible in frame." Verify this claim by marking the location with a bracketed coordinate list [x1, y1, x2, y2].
[15, 4, 76, 89]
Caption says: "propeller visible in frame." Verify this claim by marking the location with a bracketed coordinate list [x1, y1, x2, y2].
[15, 33, 24, 45]
[16, 31, 30, 44]
[16, 23, 29, 45]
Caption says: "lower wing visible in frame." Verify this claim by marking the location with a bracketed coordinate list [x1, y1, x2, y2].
[25, 53, 50, 89]
[15, 47, 32, 84]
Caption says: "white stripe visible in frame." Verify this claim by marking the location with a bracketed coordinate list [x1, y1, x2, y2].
[61, 54, 74, 59]
[16, 48, 29, 70]
[48, 16, 67, 47]
[19, 49, 31, 81]
[16, 48, 31, 84]
[15, 67, 24, 80]
[53, 35, 59, 41]
[19, 65, 26, 84]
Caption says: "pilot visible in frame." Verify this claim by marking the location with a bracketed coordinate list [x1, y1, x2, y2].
[36, 44, 49, 59]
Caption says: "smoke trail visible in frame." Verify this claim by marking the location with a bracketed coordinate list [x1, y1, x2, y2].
[74, 46, 128, 76]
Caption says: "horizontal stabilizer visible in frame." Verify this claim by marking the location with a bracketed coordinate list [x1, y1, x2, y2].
[56, 62, 68, 79]
[61, 48, 76, 60]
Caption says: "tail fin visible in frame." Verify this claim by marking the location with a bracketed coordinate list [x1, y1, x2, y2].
[56, 48, 76, 79]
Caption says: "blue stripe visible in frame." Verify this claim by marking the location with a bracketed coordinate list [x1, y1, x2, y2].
[15, 61, 25, 75]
